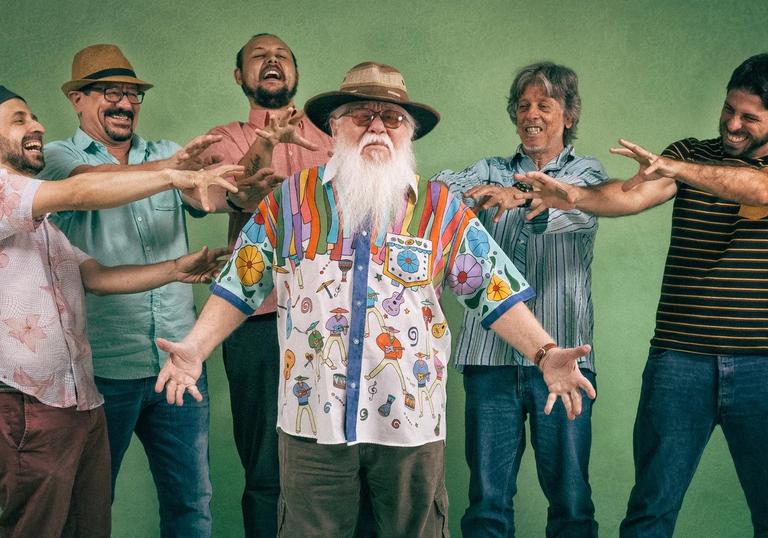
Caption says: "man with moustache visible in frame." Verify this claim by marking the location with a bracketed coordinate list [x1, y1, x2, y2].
[198, 33, 332, 536]
[434, 62, 607, 537]
[518, 53, 768, 536]
[38, 44, 228, 536]
[0, 85, 239, 538]
[152, 62, 597, 537]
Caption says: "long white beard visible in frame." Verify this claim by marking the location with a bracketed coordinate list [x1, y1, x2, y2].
[330, 132, 416, 234]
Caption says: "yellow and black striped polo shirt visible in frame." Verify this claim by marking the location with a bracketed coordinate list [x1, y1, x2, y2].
[651, 137, 768, 355]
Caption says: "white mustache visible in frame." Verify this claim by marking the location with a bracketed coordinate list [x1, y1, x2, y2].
[358, 133, 393, 153]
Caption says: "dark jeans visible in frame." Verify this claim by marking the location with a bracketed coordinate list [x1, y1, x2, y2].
[277, 431, 449, 538]
[223, 314, 281, 537]
[462, 365, 597, 538]
[620, 348, 768, 537]
[0, 393, 111, 538]
[96, 370, 212, 538]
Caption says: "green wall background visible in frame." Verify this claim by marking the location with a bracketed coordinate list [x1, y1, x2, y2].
[4, 0, 768, 535]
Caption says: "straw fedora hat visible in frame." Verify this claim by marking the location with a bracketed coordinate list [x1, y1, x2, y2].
[61, 44, 152, 95]
[304, 62, 439, 140]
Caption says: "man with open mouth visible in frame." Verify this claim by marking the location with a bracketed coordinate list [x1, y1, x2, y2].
[38, 44, 229, 537]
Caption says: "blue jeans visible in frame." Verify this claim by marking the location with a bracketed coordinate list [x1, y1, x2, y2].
[462, 365, 597, 538]
[620, 348, 768, 537]
[95, 369, 212, 538]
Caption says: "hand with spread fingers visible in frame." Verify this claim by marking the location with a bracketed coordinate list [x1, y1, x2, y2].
[167, 134, 224, 170]
[155, 338, 205, 405]
[463, 184, 529, 222]
[610, 138, 682, 191]
[513, 171, 579, 219]
[174, 246, 231, 284]
[539, 344, 596, 419]
[255, 107, 320, 153]
[170, 164, 243, 212]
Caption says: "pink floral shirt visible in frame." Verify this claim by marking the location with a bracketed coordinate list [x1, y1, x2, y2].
[0, 169, 101, 410]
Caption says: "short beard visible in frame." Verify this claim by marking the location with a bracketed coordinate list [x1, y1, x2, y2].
[719, 121, 768, 158]
[104, 108, 135, 142]
[0, 135, 44, 175]
[242, 83, 298, 109]
[330, 132, 416, 234]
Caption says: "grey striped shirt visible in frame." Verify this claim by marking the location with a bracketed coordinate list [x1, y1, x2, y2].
[433, 145, 607, 371]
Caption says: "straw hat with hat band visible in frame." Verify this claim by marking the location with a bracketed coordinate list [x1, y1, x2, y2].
[61, 44, 153, 95]
[304, 62, 439, 140]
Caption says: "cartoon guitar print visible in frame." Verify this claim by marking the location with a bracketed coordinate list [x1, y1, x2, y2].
[382, 287, 406, 317]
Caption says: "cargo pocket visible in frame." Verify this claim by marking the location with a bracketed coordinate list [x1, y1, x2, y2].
[433, 480, 450, 537]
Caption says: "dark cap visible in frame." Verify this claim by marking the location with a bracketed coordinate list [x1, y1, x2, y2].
[0, 85, 25, 107]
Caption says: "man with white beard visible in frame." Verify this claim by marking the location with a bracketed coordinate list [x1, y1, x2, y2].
[153, 62, 597, 537]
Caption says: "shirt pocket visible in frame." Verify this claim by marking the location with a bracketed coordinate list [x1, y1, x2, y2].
[383, 233, 433, 288]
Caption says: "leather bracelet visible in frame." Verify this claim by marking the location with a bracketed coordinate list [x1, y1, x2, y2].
[225, 191, 247, 212]
[534, 342, 557, 367]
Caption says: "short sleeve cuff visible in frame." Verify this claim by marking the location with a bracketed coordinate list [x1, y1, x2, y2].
[480, 287, 536, 330]
[210, 283, 255, 316]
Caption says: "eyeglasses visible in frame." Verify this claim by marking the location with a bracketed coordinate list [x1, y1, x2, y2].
[87, 86, 145, 104]
[340, 108, 406, 129]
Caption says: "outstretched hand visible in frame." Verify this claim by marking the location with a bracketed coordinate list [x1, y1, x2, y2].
[463, 184, 528, 222]
[610, 138, 680, 191]
[171, 163, 243, 212]
[154, 338, 205, 405]
[255, 107, 320, 152]
[539, 344, 595, 419]
[174, 245, 231, 284]
[169, 134, 224, 170]
[513, 171, 579, 220]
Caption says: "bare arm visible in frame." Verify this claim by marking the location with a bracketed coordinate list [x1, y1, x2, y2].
[226, 108, 320, 212]
[614, 138, 768, 205]
[79, 246, 230, 296]
[153, 295, 248, 404]
[490, 302, 595, 419]
[33, 164, 241, 217]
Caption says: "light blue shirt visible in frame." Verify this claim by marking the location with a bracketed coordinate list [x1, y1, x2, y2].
[39, 128, 197, 379]
[434, 145, 608, 371]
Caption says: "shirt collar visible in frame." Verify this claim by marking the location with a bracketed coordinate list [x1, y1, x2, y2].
[510, 143, 574, 172]
[72, 127, 146, 155]
[321, 151, 419, 201]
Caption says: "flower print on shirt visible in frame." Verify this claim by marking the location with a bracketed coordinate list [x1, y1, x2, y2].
[5, 314, 48, 352]
[447, 254, 483, 296]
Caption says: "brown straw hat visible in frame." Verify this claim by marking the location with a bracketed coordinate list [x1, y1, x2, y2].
[61, 44, 153, 95]
[304, 62, 439, 140]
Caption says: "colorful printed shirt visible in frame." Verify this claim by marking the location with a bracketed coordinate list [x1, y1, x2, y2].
[0, 169, 102, 410]
[200, 107, 333, 316]
[435, 145, 607, 372]
[211, 160, 533, 446]
[39, 129, 197, 379]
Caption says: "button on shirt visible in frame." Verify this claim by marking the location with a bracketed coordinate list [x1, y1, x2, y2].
[38, 129, 197, 379]
[0, 170, 101, 410]
[434, 145, 607, 372]
[211, 161, 534, 446]
[200, 107, 334, 316]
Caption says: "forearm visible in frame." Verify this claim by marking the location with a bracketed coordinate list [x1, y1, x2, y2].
[239, 137, 274, 177]
[489, 302, 554, 361]
[182, 295, 248, 360]
[574, 179, 675, 217]
[673, 160, 768, 204]
[33, 168, 176, 217]
[81, 258, 178, 296]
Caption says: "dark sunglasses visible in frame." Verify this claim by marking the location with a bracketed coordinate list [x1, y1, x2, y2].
[340, 108, 405, 129]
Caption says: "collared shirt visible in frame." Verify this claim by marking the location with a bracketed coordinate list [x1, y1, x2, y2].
[0, 169, 101, 410]
[652, 137, 768, 355]
[211, 160, 533, 447]
[434, 145, 607, 372]
[38, 129, 197, 379]
[201, 107, 333, 315]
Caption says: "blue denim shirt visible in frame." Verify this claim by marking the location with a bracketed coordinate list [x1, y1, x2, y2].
[434, 145, 607, 372]
[38, 128, 197, 379]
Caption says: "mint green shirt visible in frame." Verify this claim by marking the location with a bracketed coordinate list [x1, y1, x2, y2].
[39, 128, 197, 379]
